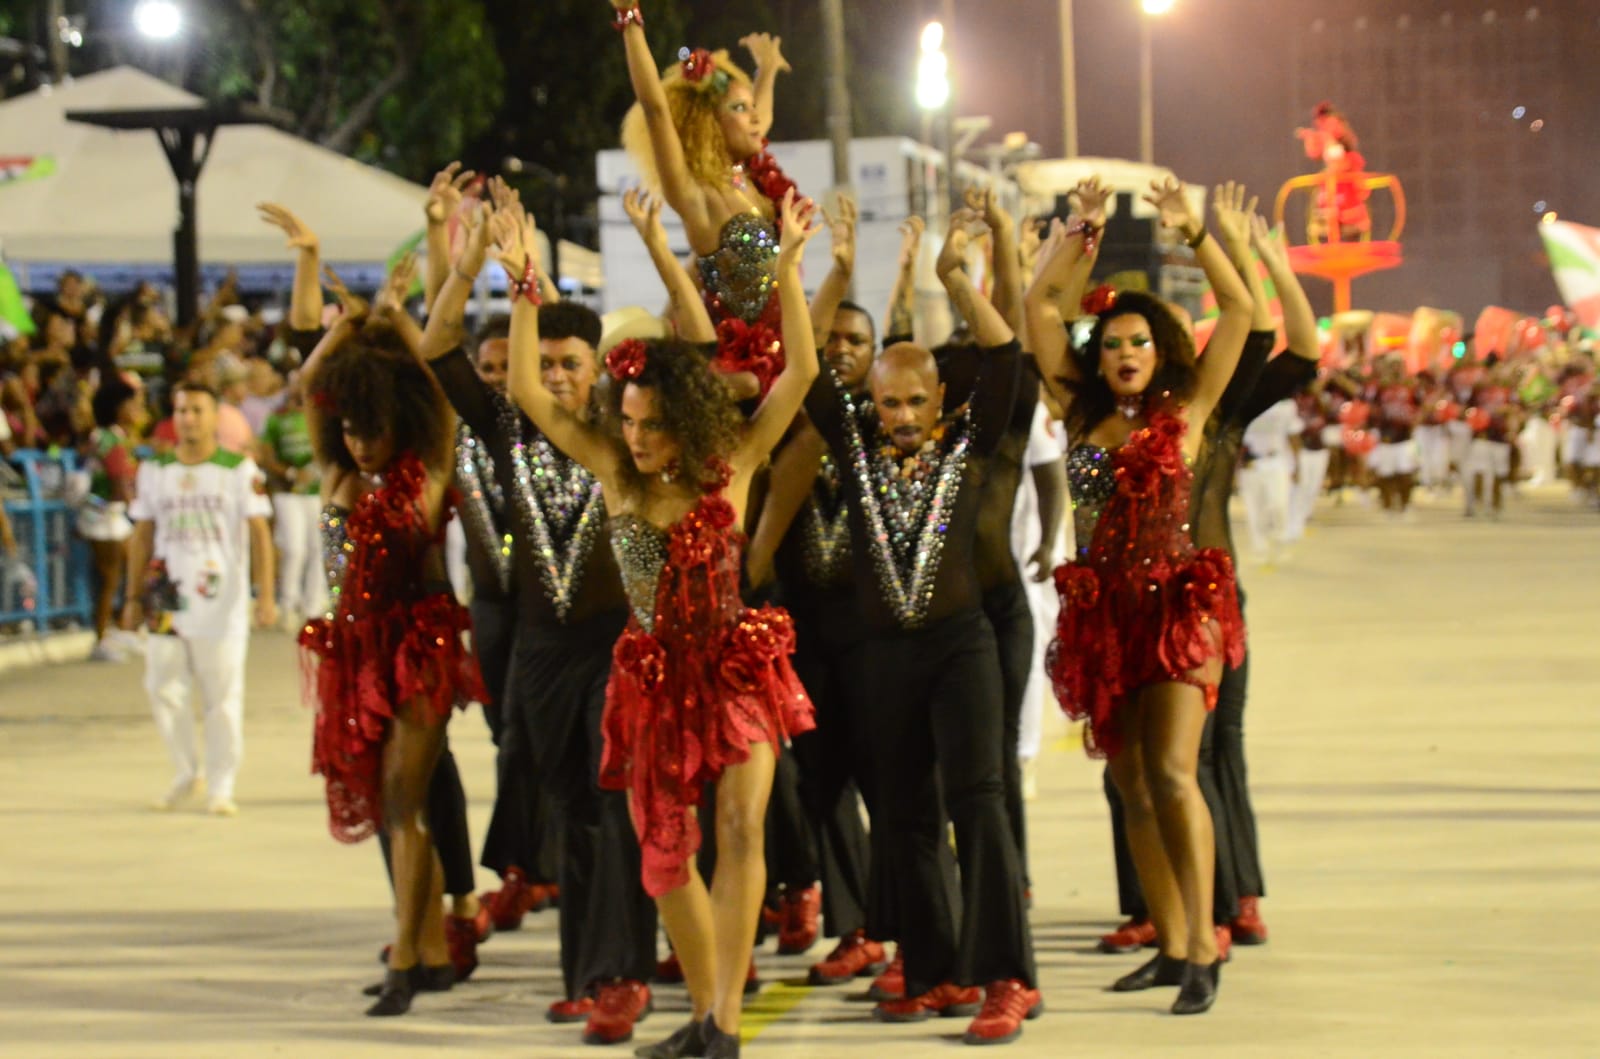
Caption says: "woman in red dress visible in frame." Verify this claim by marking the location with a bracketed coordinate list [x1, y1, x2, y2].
[297, 268, 486, 1016]
[497, 189, 818, 1058]
[1026, 177, 1255, 1015]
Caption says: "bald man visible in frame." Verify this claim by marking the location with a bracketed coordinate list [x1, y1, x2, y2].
[800, 228, 1039, 1045]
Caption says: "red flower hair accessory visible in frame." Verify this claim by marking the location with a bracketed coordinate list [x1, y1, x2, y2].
[606, 339, 649, 382]
[678, 47, 730, 93]
[1082, 285, 1119, 317]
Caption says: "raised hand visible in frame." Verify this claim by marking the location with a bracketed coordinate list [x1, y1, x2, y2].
[776, 187, 822, 269]
[426, 162, 477, 225]
[1069, 176, 1111, 229]
[1143, 175, 1201, 235]
[823, 192, 858, 271]
[897, 215, 926, 272]
[1019, 217, 1046, 274]
[485, 175, 520, 213]
[374, 253, 418, 318]
[622, 186, 667, 247]
[1029, 217, 1075, 284]
[453, 202, 493, 277]
[1211, 181, 1256, 248]
[740, 32, 791, 74]
[1249, 212, 1289, 269]
[965, 186, 1013, 238]
[256, 203, 318, 252]
[321, 265, 367, 320]
[490, 200, 542, 279]
[937, 207, 986, 279]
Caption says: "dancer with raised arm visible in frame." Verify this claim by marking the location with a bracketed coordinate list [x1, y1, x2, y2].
[1028, 176, 1253, 1015]
[499, 189, 819, 1059]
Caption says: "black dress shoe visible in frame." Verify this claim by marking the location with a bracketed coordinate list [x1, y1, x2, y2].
[634, 1018, 707, 1059]
[1111, 953, 1187, 992]
[1171, 959, 1221, 1015]
[702, 1015, 740, 1058]
[365, 968, 415, 1016]
[362, 964, 455, 996]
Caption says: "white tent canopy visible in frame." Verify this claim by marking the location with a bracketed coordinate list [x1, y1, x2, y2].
[0, 66, 434, 270]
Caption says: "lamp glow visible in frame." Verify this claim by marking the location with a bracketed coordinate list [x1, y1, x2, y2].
[133, 1, 183, 41]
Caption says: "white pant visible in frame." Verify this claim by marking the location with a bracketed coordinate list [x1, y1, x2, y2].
[445, 517, 471, 605]
[1517, 417, 1558, 485]
[1240, 455, 1294, 556]
[1289, 447, 1330, 540]
[1016, 572, 1060, 762]
[1415, 425, 1451, 487]
[144, 633, 249, 801]
[272, 493, 328, 620]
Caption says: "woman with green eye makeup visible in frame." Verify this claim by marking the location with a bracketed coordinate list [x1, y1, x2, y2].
[1024, 177, 1258, 1015]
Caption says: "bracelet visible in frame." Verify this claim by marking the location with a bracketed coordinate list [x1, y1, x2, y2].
[509, 258, 543, 306]
[611, 4, 643, 31]
[1066, 219, 1104, 256]
[1184, 225, 1208, 250]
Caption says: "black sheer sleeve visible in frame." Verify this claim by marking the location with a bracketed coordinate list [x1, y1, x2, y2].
[1217, 330, 1278, 426]
[429, 347, 499, 441]
[967, 340, 1023, 458]
[1239, 353, 1319, 426]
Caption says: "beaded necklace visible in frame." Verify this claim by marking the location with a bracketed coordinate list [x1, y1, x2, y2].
[497, 397, 605, 619]
[454, 419, 511, 596]
[799, 453, 851, 584]
[837, 377, 970, 628]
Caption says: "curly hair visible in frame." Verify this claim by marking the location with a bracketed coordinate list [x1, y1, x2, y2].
[307, 320, 454, 476]
[600, 339, 742, 495]
[620, 49, 754, 192]
[1065, 290, 1199, 438]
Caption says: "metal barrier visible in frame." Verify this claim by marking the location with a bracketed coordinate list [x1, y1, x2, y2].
[1, 449, 93, 629]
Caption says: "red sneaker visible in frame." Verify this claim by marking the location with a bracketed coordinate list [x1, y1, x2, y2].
[1097, 918, 1157, 954]
[809, 930, 889, 985]
[777, 885, 821, 955]
[483, 867, 531, 931]
[1215, 924, 1233, 964]
[583, 980, 653, 1045]
[963, 979, 1043, 1045]
[868, 947, 905, 1000]
[874, 982, 983, 1023]
[1231, 896, 1268, 945]
[547, 996, 596, 1024]
[444, 914, 481, 981]
[654, 952, 684, 984]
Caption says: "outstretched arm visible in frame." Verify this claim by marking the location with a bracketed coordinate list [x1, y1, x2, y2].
[419, 189, 497, 362]
[623, 187, 715, 343]
[938, 209, 1015, 348]
[422, 162, 476, 311]
[612, 0, 713, 240]
[739, 189, 823, 468]
[744, 420, 826, 588]
[740, 32, 790, 141]
[968, 188, 1024, 334]
[494, 202, 619, 480]
[256, 203, 323, 331]
[885, 216, 924, 342]
[1023, 219, 1087, 407]
[1214, 183, 1272, 334]
[809, 192, 857, 339]
[1251, 213, 1319, 362]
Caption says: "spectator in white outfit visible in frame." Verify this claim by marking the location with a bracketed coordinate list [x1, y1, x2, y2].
[122, 380, 275, 816]
[1011, 401, 1069, 798]
[1239, 398, 1302, 562]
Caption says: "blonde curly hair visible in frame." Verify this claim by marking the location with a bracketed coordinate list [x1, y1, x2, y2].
[621, 49, 754, 192]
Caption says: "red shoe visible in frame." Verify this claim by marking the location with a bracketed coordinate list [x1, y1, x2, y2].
[483, 867, 531, 931]
[745, 958, 762, 995]
[523, 881, 554, 915]
[874, 982, 983, 1022]
[1231, 896, 1268, 945]
[963, 979, 1043, 1045]
[777, 885, 821, 955]
[469, 903, 494, 945]
[653, 952, 683, 984]
[760, 897, 783, 932]
[583, 980, 653, 1045]
[1215, 924, 1233, 964]
[867, 947, 905, 1000]
[809, 930, 888, 985]
[547, 996, 596, 1024]
[444, 914, 481, 981]
[1097, 917, 1157, 954]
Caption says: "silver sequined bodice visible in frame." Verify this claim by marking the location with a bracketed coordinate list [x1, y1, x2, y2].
[697, 212, 779, 323]
[1067, 445, 1116, 559]
[609, 515, 669, 632]
[320, 504, 353, 611]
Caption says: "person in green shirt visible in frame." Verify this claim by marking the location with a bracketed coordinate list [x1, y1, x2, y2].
[256, 375, 325, 629]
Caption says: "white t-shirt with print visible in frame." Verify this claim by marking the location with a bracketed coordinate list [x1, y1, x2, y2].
[129, 449, 271, 640]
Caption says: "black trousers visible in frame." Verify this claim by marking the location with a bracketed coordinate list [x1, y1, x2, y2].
[379, 742, 475, 898]
[477, 595, 559, 885]
[847, 607, 1036, 995]
[507, 610, 657, 998]
[982, 579, 1034, 888]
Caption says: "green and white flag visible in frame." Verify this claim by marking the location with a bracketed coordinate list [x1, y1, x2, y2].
[1539, 219, 1600, 330]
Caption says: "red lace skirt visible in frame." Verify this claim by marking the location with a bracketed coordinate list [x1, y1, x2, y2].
[300, 593, 485, 843]
[600, 604, 815, 897]
[1046, 547, 1245, 759]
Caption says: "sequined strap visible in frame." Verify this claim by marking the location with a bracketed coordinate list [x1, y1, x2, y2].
[609, 515, 669, 631]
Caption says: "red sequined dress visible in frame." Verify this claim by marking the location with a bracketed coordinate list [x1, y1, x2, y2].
[603, 486, 815, 897]
[1047, 412, 1245, 759]
[299, 453, 486, 843]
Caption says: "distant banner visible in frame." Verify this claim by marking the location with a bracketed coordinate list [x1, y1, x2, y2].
[0, 156, 58, 186]
[1539, 219, 1600, 329]
[0, 259, 36, 336]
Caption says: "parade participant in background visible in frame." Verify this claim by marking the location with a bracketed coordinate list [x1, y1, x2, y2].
[120, 380, 275, 815]
[296, 263, 486, 1018]
[799, 213, 1039, 1046]
[80, 373, 143, 661]
[500, 189, 818, 1059]
[257, 375, 328, 629]
[424, 189, 660, 1048]
[1414, 371, 1455, 491]
[1239, 399, 1303, 561]
[615, 0, 802, 396]
[1288, 380, 1333, 542]
[1029, 176, 1253, 1016]
[1366, 356, 1420, 517]
[1464, 367, 1520, 519]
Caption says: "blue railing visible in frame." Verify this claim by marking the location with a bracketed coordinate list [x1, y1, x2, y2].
[1, 449, 93, 628]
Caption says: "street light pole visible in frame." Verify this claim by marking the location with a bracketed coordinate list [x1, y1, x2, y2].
[820, 0, 853, 191]
[1060, 0, 1078, 157]
[1138, 12, 1153, 164]
[942, 0, 958, 208]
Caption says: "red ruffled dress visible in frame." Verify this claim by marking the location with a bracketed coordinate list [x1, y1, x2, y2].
[1047, 412, 1245, 759]
[603, 488, 815, 897]
[299, 453, 486, 843]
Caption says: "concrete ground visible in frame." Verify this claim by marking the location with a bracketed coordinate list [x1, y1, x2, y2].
[2, 486, 1597, 1058]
